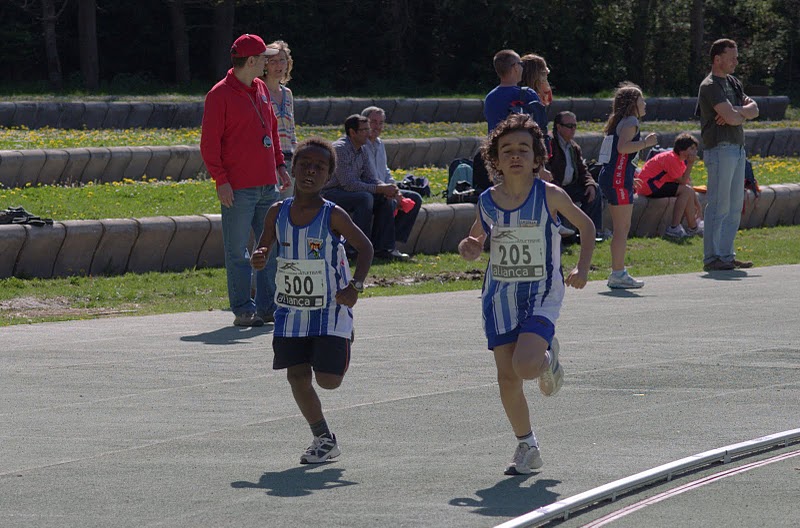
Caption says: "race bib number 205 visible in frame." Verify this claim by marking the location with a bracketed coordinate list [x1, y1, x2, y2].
[276, 257, 328, 310]
[490, 226, 546, 282]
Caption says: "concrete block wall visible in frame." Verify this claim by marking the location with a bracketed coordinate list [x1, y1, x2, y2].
[0, 96, 789, 129]
[0, 145, 206, 188]
[2, 129, 799, 189]
[2, 184, 799, 279]
[0, 215, 222, 279]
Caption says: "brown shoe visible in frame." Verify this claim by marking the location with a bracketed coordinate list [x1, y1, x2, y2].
[703, 259, 735, 272]
[733, 259, 754, 269]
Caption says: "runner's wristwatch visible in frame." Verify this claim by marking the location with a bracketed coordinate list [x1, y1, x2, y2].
[349, 280, 364, 293]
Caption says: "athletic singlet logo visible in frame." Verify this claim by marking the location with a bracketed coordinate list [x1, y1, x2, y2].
[307, 238, 323, 258]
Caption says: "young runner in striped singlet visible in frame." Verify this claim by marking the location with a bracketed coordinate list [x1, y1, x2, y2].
[251, 138, 373, 464]
[459, 113, 595, 475]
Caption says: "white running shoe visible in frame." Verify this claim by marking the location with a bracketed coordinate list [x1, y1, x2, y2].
[300, 433, 341, 464]
[504, 442, 544, 475]
[539, 336, 564, 397]
[558, 225, 576, 237]
[664, 224, 688, 239]
[607, 270, 644, 289]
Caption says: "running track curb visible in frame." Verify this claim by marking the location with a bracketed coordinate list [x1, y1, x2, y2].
[495, 428, 800, 528]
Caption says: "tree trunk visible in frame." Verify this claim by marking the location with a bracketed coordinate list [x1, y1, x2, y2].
[629, 0, 653, 89]
[388, 0, 411, 75]
[689, 0, 705, 91]
[210, 0, 235, 80]
[78, 0, 100, 91]
[167, 0, 191, 84]
[41, 0, 63, 90]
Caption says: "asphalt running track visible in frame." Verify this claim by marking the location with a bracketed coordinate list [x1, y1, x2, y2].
[1, 265, 799, 527]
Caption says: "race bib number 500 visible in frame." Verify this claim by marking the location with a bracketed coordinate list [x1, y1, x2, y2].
[490, 226, 546, 282]
[275, 257, 328, 310]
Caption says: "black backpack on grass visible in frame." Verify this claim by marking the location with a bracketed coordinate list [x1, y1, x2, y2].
[445, 158, 479, 203]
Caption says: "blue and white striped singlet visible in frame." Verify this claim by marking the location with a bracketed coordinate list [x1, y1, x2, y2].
[273, 198, 353, 339]
[478, 178, 565, 340]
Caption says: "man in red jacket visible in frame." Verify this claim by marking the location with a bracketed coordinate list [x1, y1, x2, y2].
[201, 33, 291, 327]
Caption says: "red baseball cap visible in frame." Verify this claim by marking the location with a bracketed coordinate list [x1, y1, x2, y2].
[230, 34, 277, 57]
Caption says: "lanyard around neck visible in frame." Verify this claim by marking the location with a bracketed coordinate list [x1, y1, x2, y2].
[248, 92, 266, 130]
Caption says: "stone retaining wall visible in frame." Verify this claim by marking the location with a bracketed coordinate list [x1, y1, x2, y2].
[2, 130, 799, 189]
[0, 96, 789, 129]
[2, 184, 799, 279]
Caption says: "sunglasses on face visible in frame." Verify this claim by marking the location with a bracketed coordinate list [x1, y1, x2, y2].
[559, 123, 577, 129]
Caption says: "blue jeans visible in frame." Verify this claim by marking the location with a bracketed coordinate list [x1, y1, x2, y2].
[563, 182, 603, 232]
[221, 185, 279, 316]
[703, 144, 745, 264]
[392, 189, 422, 243]
[323, 188, 396, 252]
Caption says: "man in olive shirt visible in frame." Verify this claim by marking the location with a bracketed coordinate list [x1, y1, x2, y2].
[696, 38, 759, 271]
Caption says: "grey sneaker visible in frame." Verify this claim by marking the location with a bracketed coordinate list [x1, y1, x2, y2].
[504, 442, 544, 475]
[539, 336, 564, 397]
[233, 312, 264, 327]
[558, 224, 576, 237]
[300, 433, 341, 464]
[664, 224, 688, 239]
[607, 270, 644, 289]
[685, 220, 704, 237]
[389, 248, 410, 260]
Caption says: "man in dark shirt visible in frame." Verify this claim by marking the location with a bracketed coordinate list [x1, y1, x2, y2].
[696, 38, 759, 271]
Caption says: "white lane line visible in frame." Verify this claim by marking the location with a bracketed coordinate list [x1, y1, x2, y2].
[582, 448, 800, 527]
[496, 429, 800, 528]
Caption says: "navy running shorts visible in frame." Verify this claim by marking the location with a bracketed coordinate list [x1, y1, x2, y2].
[273, 335, 351, 376]
[488, 315, 555, 350]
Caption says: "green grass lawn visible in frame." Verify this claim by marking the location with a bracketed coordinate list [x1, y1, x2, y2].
[2, 119, 800, 150]
[2, 225, 799, 326]
[2, 155, 799, 218]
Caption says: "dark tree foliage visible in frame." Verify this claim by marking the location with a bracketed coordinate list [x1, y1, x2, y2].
[0, 0, 797, 98]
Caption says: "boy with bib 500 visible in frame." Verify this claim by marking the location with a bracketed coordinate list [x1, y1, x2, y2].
[459, 113, 595, 475]
[251, 138, 373, 464]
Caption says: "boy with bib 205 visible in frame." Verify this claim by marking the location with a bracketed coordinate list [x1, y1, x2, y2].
[459, 113, 595, 475]
[251, 138, 373, 464]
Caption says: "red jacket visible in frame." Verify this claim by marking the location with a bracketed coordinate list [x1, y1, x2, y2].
[201, 69, 285, 190]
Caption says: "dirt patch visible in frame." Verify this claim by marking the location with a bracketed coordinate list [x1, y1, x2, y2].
[0, 296, 133, 321]
[368, 269, 484, 288]
[0, 271, 486, 321]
